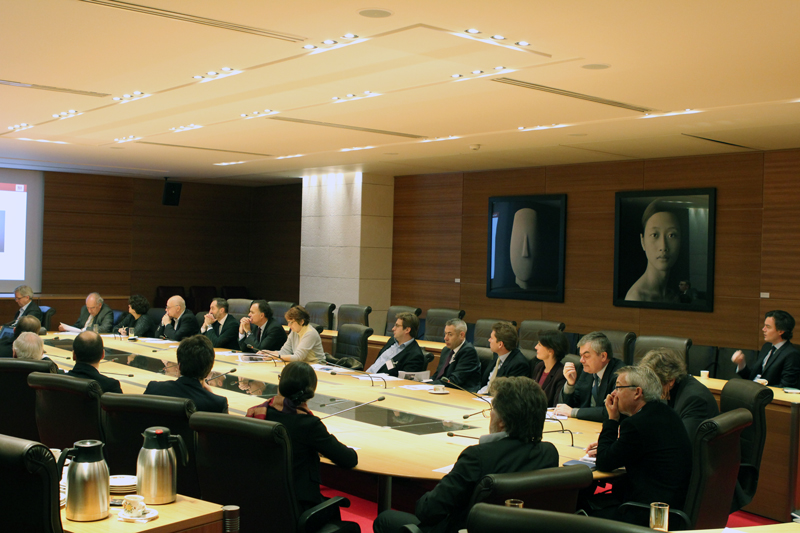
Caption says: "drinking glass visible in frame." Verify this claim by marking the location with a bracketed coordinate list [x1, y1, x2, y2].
[650, 502, 669, 531]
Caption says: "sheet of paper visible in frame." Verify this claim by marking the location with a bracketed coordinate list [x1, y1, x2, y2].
[58, 323, 81, 333]
[546, 411, 568, 420]
[401, 384, 436, 391]
[433, 464, 454, 474]
[137, 338, 175, 344]
[353, 374, 403, 381]
[473, 396, 493, 403]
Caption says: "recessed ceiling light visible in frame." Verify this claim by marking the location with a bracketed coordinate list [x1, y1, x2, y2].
[465, 28, 480, 34]
[346, 93, 355, 97]
[685, 108, 692, 111]
[451, 74, 462, 78]
[241, 114, 247, 117]
[472, 70, 483, 75]
[516, 41, 530, 46]
[303, 44, 317, 49]
[52, 114, 60, 117]
[582, 64, 611, 70]
[332, 97, 340, 100]
[207, 71, 217, 76]
[323, 39, 337, 45]
[342, 33, 358, 39]
[123, 94, 131, 98]
[492, 35, 505, 40]
[193, 75, 203, 79]
[359, 8, 392, 18]
[133, 91, 142, 95]
[264, 109, 271, 113]
[60, 112, 68, 115]
[221, 67, 232, 72]
[518, 127, 525, 130]
[364, 90, 371, 94]
[494, 66, 505, 70]
[68, 110, 76, 114]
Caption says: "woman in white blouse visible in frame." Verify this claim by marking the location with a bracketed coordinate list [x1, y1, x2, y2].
[259, 305, 324, 364]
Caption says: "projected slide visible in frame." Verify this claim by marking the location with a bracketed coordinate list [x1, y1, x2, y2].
[0, 183, 27, 280]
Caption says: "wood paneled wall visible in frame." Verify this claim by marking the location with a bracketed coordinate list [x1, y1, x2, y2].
[391, 149, 800, 350]
[41, 172, 301, 308]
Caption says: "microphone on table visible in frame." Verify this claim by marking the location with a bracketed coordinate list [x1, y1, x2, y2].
[320, 397, 386, 419]
[440, 377, 493, 410]
[328, 361, 387, 388]
[205, 368, 237, 383]
[246, 352, 283, 367]
[447, 432, 479, 440]
[318, 399, 349, 407]
[103, 372, 134, 377]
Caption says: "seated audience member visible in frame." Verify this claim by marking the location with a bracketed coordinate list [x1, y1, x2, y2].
[67, 331, 123, 393]
[476, 322, 529, 395]
[13, 331, 45, 361]
[0, 316, 42, 358]
[60, 292, 114, 333]
[678, 279, 699, 303]
[373, 377, 559, 533]
[260, 305, 324, 364]
[556, 331, 624, 422]
[238, 300, 287, 353]
[366, 312, 425, 376]
[592, 366, 692, 524]
[6, 285, 42, 327]
[732, 310, 800, 388]
[144, 335, 228, 413]
[246, 362, 357, 511]
[117, 294, 156, 338]
[432, 319, 481, 391]
[531, 329, 569, 407]
[201, 297, 239, 350]
[639, 347, 719, 439]
[154, 295, 200, 341]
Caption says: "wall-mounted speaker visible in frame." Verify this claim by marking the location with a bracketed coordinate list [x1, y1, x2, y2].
[162, 181, 182, 206]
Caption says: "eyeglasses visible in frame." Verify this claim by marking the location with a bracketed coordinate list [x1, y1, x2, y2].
[614, 384, 637, 391]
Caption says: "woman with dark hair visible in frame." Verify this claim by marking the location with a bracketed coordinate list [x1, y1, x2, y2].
[117, 294, 156, 337]
[246, 362, 357, 511]
[530, 329, 569, 406]
[260, 305, 324, 363]
[625, 199, 682, 302]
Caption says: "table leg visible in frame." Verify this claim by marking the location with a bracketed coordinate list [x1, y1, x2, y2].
[378, 475, 392, 513]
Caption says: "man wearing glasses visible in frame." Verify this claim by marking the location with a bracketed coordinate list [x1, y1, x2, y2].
[155, 295, 200, 341]
[5, 285, 42, 327]
[59, 292, 114, 333]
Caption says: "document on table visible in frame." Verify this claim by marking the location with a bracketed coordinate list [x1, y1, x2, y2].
[546, 410, 568, 420]
[473, 396, 493, 403]
[236, 353, 278, 363]
[353, 374, 404, 381]
[401, 384, 436, 391]
[58, 323, 81, 333]
[138, 338, 175, 344]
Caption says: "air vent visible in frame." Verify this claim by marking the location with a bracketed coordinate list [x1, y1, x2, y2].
[78, 0, 305, 42]
[269, 116, 425, 138]
[492, 77, 654, 113]
[0, 79, 109, 97]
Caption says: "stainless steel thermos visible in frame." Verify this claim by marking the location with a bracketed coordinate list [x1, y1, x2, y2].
[136, 426, 188, 504]
[56, 440, 110, 521]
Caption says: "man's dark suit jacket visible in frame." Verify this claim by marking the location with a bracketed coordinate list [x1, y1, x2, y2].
[415, 436, 559, 533]
[669, 375, 719, 439]
[154, 310, 201, 341]
[0, 337, 12, 358]
[479, 348, 530, 391]
[374, 337, 425, 377]
[738, 341, 800, 388]
[561, 357, 625, 422]
[72, 303, 114, 333]
[67, 362, 122, 393]
[531, 360, 567, 407]
[596, 400, 692, 511]
[204, 315, 240, 350]
[144, 376, 228, 413]
[238, 318, 287, 352]
[7, 302, 43, 326]
[433, 341, 481, 392]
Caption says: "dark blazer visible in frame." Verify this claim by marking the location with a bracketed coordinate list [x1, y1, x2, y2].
[433, 341, 481, 392]
[0, 337, 12, 358]
[117, 313, 157, 338]
[266, 406, 357, 511]
[154, 310, 201, 341]
[738, 341, 800, 388]
[479, 348, 530, 390]
[531, 360, 567, 407]
[596, 400, 692, 511]
[204, 315, 239, 350]
[72, 303, 114, 333]
[144, 376, 228, 413]
[415, 436, 559, 533]
[561, 357, 625, 422]
[67, 362, 122, 393]
[374, 337, 425, 376]
[669, 375, 719, 439]
[7, 302, 43, 326]
[238, 318, 287, 352]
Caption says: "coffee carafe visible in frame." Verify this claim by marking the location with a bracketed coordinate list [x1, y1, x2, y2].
[56, 440, 109, 521]
[137, 426, 188, 504]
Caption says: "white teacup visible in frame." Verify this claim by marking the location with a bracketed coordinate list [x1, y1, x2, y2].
[123, 495, 146, 518]
[433, 384, 446, 393]
[700, 370, 709, 379]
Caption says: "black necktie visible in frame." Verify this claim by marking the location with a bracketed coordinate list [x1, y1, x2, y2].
[256, 327, 262, 342]
[591, 375, 600, 407]
[762, 346, 776, 371]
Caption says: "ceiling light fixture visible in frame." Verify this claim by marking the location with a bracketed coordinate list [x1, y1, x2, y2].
[472, 70, 483, 74]
[113, 135, 140, 143]
[495, 66, 505, 70]
[331, 92, 381, 103]
[8, 123, 32, 132]
[221, 67, 232, 72]
[465, 28, 480, 34]
[52, 110, 83, 119]
[421, 135, 461, 143]
[451, 74, 462, 78]
[516, 41, 529, 46]
[194, 68, 243, 83]
[491, 35, 505, 40]
[17, 137, 69, 144]
[240, 110, 279, 119]
[323, 39, 337, 45]
[112, 92, 150, 103]
[518, 124, 568, 131]
[332, 97, 340, 100]
[342, 33, 358, 39]
[303, 44, 317, 49]
[170, 124, 203, 132]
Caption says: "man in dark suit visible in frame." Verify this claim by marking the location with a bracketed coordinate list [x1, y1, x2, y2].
[373, 376, 559, 533]
[237, 300, 287, 352]
[640, 347, 719, 439]
[556, 331, 625, 422]
[0, 316, 43, 358]
[477, 322, 529, 395]
[366, 311, 425, 376]
[5, 285, 43, 327]
[201, 298, 239, 350]
[593, 366, 692, 524]
[154, 295, 200, 341]
[144, 335, 228, 413]
[59, 292, 114, 333]
[432, 318, 480, 391]
[733, 310, 800, 388]
[67, 331, 122, 393]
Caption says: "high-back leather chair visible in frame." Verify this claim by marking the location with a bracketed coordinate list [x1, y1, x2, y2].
[309, 323, 325, 335]
[687, 344, 718, 377]
[220, 286, 249, 300]
[475, 346, 494, 378]
[518, 320, 566, 357]
[154, 286, 185, 309]
[189, 413, 360, 533]
[268, 301, 296, 326]
[0, 434, 63, 533]
[27, 372, 105, 450]
[189, 286, 217, 314]
[111, 309, 126, 327]
[0, 359, 58, 441]
[597, 330, 636, 363]
[632, 335, 691, 366]
[227, 298, 254, 318]
[100, 393, 200, 498]
[423, 309, 465, 343]
[466, 505, 653, 533]
[716, 348, 757, 380]
[384, 306, 422, 335]
[146, 307, 166, 329]
[335, 324, 373, 366]
[39, 306, 57, 331]
[720, 379, 774, 511]
[337, 304, 372, 329]
[306, 302, 336, 331]
[473, 319, 517, 349]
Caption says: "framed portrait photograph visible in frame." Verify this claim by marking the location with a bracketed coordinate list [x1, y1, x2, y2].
[614, 188, 716, 312]
[486, 194, 567, 302]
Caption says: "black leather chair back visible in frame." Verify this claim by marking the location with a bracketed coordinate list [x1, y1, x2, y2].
[518, 320, 566, 357]
[306, 302, 336, 330]
[716, 348, 757, 380]
[268, 301, 296, 326]
[687, 344, 718, 377]
[597, 330, 636, 363]
[632, 335, 691, 366]
[337, 304, 372, 328]
[467, 504, 653, 533]
[335, 324, 373, 365]
[189, 286, 217, 314]
[309, 323, 325, 334]
[111, 309, 126, 327]
[220, 286, 249, 300]
[146, 307, 166, 328]
[384, 306, 422, 335]
[27, 372, 104, 450]
[0, 434, 63, 533]
[0, 359, 58, 441]
[227, 298, 254, 317]
[423, 308, 465, 342]
[154, 286, 185, 309]
[40, 306, 57, 331]
[474, 318, 517, 349]
[475, 347, 494, 377]
[100, 393, 200, 497]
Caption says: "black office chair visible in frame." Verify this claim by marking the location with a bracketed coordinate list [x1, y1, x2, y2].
[473, 318, 517, 348]
[334, 324, 373, 367]
[189, 286, 217, 314]
[632, 335, 691, 366]
[337, 304, 372, 328]
[190, 413, 360, 533]
[306, 302, 336, 331]
[423, 309, 465, 343]
[0, 434, 63, 533]
[154, 286, 185, 309]
[687, 344, 718, 377]
[268, 301, 297, 326]
[716, 348, 757, 380]
[221, 286, 249, 300]
[384, 306, 422, 335]
[422, 350, 434, 372]
[597, 330, 636, 363]
[0, 359, 58, 441]
[475, 347, 494, 378]
[39, 306, 57, 332]
[227, 298, 254, 318]
[100, 393, 201, 498]
[111, 309, 126, 326]
[309, 323, 325, 335]
[466, 504, 653, 533]
[146, 307, 166, 328]
[518, 320, 566, 357]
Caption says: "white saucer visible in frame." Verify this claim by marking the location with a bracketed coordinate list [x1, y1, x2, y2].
[110, 475, 136, 486]
[784, 388, 800, 394]
[118, 508, 158, 521]
[428, 390, 450, 395]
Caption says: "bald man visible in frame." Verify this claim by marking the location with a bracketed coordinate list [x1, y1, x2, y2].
[154, 295, 200, 341]
[60, 292, 114, 333]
